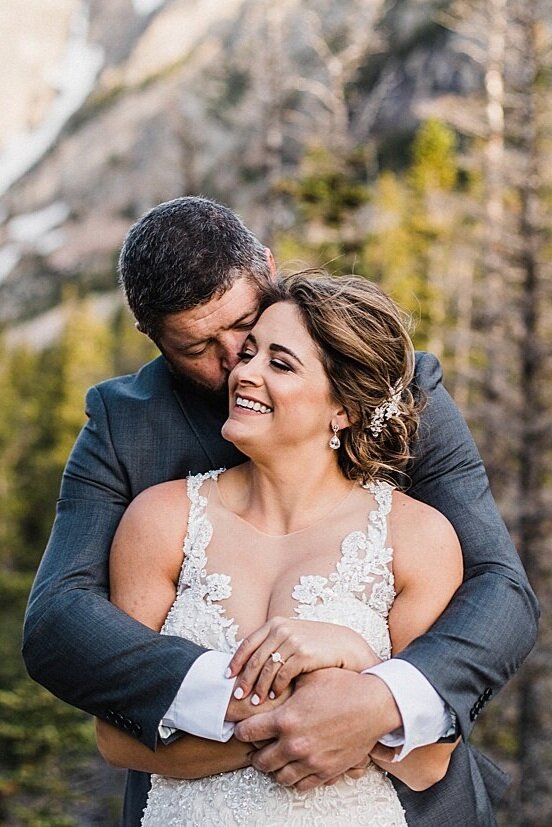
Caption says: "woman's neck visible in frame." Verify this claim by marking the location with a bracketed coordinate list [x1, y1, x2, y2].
[224, 452, 354, 536]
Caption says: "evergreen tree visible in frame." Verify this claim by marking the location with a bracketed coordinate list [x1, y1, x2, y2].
[0, 298, 153, 824]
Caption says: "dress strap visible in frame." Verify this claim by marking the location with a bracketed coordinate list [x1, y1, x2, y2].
[177, 469, 225, 594]
[362, 480, 396, 619]
[186, 468, 225, 513]
[363, 480, 393, 549]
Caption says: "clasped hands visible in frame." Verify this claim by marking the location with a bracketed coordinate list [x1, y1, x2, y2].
[224, 617, 397, 791]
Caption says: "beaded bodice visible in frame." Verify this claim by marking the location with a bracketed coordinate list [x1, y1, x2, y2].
[141, 470, 407, 826]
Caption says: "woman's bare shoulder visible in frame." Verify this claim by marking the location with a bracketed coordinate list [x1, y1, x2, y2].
[110, 479, 193, 621]
[389, 490, 463, 587]
[132, 478, 189, 504]
[113, 478, 191, 559]
[389, 490, 457, 534]
[125, 479, 189, 521]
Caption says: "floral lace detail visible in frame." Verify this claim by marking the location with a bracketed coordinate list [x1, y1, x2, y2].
[161, 469, 240, 653]
[144, 474, 406, 826]
[292, 481, 395, 660]
[143, 762, 406, 826]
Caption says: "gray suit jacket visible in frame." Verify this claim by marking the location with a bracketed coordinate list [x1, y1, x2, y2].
[23, 353, 537, 826]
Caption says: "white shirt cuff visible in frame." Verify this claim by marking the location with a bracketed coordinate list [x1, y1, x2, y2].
[159, 651, 236, 742]
[363, 659, 452, 760]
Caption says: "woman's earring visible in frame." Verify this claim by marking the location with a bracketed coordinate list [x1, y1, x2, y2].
[329, 423, 341, 450]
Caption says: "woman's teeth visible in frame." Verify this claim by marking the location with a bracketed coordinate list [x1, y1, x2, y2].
[236, 396, 272, 414]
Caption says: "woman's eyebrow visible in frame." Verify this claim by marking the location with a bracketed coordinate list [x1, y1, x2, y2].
[246, 332, 304, 365]
[269, 343, 304, 366]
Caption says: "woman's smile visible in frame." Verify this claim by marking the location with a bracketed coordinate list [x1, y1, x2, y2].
[234, 395, 273, 414]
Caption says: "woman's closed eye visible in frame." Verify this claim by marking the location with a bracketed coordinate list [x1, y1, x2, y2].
[237, 349, 255, 362]
[237, 349, 294, 373]
[269, 359, 293, 372]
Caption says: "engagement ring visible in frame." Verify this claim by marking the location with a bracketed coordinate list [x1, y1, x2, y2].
[271, 652, 285, 665]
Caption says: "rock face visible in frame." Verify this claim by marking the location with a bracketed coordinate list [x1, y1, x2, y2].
[0, 0, 478, 329]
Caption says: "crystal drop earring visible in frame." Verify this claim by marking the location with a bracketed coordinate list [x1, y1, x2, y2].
[329, 423, 341, 450]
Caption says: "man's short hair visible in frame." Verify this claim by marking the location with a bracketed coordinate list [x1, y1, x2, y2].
[118, 196, 271, 340]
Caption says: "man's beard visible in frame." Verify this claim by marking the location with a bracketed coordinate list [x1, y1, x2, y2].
[166, 357, 229, 405]
[187, 372, 229, 402]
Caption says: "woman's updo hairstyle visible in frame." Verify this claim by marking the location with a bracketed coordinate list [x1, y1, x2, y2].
[257, 270, 421, 485]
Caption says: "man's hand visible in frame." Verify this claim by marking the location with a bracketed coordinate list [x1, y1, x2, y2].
[234, 668, 402, 791]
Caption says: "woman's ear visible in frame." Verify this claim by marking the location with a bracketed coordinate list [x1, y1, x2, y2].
[333, 406, 354, 431]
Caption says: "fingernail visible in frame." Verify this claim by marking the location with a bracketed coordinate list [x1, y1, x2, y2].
[251, 694, 260, 706]
[269, 691, 276, 700]
[233, 687, 244, 700]
[224, 667, 232, 678]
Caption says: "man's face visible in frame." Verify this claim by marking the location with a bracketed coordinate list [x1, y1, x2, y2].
[156, 278, 262, 393]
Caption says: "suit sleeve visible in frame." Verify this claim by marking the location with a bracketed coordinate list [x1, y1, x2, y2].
[397, 353, 539, 739]
[22, 385, 206, 750]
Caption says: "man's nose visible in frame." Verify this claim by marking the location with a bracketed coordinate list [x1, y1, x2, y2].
[220, 332, 246, 372]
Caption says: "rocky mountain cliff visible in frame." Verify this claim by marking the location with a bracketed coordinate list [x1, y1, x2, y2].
[0, 0, 478, 331]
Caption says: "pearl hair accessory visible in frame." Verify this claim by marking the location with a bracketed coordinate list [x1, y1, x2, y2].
[369, 383, 403, 437]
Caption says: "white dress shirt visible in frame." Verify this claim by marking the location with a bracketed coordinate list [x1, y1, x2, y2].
[160, 652, 452, 759]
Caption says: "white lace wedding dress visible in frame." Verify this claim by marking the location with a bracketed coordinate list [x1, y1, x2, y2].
[141, 470, 407, 826]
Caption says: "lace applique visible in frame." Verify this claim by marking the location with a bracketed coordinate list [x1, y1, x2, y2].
[161, 469, 240, 652]
[143, 762, 406, 826]
[292, 481, 395, 659]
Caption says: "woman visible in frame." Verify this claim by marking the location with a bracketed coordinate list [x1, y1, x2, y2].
[96, 273, 462, 825]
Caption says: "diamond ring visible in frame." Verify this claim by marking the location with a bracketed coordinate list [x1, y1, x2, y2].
[271, 652, 285, 665]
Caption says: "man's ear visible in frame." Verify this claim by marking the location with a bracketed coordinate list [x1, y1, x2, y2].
[264, 247, 277, 278]
[135, 321, 153, 343]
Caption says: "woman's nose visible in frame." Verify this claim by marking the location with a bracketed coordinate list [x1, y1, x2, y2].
[230, 354, 261, 386]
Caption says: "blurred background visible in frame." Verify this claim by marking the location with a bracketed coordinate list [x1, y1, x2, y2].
[0, 0, 550, 824]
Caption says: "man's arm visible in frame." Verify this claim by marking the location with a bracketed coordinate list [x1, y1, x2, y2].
[398, 352, 539, 737]
[22, 384, 206, 750]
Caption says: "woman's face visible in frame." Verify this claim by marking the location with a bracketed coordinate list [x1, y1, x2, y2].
[222, 302, 339, 456]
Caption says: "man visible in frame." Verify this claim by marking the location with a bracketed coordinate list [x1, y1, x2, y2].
[23, 196, 538, 826]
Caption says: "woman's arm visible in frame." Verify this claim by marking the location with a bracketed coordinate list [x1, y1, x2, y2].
[108, 480, 188, 630]
[371, 492, 464, 790]
[96, 683, 292, 776]
[369, 739, 461, 791]
[96, 719, 254, 778]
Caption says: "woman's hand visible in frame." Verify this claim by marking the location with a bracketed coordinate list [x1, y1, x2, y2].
[227, 617, 380, 704]
[226, 682, 292, 723]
